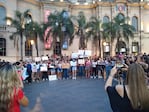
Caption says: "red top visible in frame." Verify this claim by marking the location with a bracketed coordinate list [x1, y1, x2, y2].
[11, 88, 24, 112]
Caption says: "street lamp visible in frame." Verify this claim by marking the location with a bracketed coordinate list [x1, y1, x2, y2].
[103, 42, 107, 46]
[103, 42, 110, 58]
[30, 40, 34, 45]
[7, 19, 11, 26]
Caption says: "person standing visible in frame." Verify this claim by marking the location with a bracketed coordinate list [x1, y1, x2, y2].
[62, 60, 70, 79]
[26, 61, 32, 83]
[78, 57, 85, 78]
[85, 58, 91, 78]
[0, 62, 29, 112]
[105, 63, 149, 112]
[70, 58, 77, 80]
[57, 60, 62, 80]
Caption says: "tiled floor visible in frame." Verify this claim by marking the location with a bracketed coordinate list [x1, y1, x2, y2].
[21, 78, 112, 112]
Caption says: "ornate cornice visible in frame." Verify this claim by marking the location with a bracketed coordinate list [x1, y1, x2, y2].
[23, 0, 40, 6]
[40, 0, 149, 10]
[115, 0, 127, 3]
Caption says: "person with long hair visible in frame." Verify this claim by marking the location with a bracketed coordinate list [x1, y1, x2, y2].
[0, 62, 29, 112]
[105, 63, 149, 112]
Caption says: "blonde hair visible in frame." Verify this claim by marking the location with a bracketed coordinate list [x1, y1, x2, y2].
[126, 63, 149, 110]
[0, 62, 21, 112]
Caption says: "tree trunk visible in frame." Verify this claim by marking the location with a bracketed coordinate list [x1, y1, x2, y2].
[35, 33, 39, 57]
[117, 36, 120, 54]
[20, 31, 23, 60]
[110, 39, 115, 56]
[98, 39, 101, 57]
[79, 29, 85, 49]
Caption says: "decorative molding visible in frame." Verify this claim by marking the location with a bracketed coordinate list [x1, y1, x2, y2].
[24, 0, 40, 6]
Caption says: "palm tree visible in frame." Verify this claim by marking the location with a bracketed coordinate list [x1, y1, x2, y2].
[6, 9, 31, 60]
[72, 11, 87, 49]
[44, 10, 74, 55]
[102, 14, 135, 54]
[25, 21, 44, 57]
[102, 21, 116, 56]
[85, 16, 103, 57]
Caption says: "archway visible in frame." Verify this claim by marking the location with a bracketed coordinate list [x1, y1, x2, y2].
[115, 41, 127, 54]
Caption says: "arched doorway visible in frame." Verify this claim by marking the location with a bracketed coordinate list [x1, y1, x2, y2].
[115, 41, 127, 54]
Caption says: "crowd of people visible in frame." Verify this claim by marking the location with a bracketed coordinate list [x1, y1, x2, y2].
[1, 53, 149, 85]
[0, 53, 149, 112]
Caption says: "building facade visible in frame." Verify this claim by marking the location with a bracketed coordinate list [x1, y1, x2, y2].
[0, 0, 149, 61]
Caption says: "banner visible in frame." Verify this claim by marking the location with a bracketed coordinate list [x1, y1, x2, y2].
[35, 57, 41, 62]
[44, 10, 50, 23]
[71, 52, 79, 59]
[41, 56, 48, 61]
[84, 50, 91, 57]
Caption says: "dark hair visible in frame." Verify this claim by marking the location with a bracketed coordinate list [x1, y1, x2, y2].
[15, 62, 20, 65]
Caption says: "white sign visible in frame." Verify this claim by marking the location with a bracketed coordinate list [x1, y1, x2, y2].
[48, 75, 57, 81]
[85, 50, 91, 56]
[78, 59, 85, 64]
[104, 46, 110, 52]
[35, 57, 41, 62]
[132, 46, 137, 52]
[120, 48, 126, 52]
[78, 50, 85, 56]
[42, 56, 49, 61]
[71, 52, 79, 58]
[40, 66, 48, 72]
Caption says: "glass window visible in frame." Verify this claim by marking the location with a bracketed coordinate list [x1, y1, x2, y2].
[0, 6, 6, 25]
[26, 14, 32, 24]
[103, 16, 109, 23]
[0, 38, 6, 56]
[132, 16, 138, 32]
[25, 41, 32, 56]
[132, 42, 139, 53]
[118, 13, 124, 20]
[62, 38, 68, 50]
[54, 42, 61, 56]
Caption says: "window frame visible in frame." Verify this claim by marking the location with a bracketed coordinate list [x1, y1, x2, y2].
[25, 41, 33, 56]
[0, 38, 6, 56]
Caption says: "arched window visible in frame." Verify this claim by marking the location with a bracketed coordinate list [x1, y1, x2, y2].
[0, 38, 6, 56]
[132, 16, 138, 32]
[26, 14, 32, 24]
[53, 42, 61, 56]
[0, 6, 6, 25]
[118, 13, 124, 20]
[103, 16, 109, 23]
[25, 41, 32, 56]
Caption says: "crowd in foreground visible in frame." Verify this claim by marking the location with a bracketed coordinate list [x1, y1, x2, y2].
[0, 53, 149, 112]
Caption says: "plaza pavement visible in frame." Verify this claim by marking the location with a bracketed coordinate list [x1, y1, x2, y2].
[21, 78, 113, 112]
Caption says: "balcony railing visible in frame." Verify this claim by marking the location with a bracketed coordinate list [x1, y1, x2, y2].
[0, 25, 16, 32]
[0, 25, 7, 31]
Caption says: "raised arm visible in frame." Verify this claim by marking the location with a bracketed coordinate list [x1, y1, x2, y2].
[105, 66, 117, 90]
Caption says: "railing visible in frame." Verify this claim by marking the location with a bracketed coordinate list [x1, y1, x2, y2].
[0, 56, 36, 62]
[0, 25, 16, 32]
